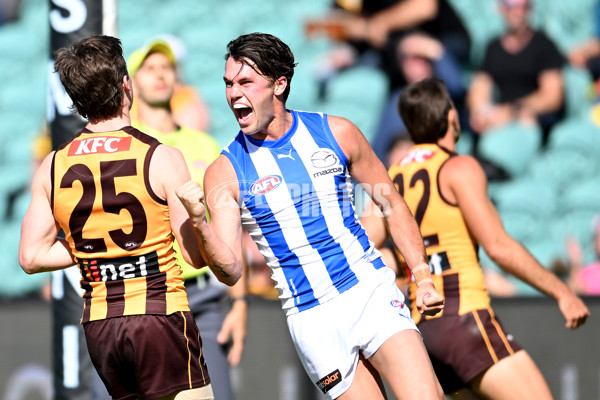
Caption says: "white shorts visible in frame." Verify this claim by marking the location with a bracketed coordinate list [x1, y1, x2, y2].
[286, 267, 418, 399]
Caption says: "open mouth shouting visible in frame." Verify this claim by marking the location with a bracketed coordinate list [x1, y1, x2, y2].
[233, 103, 253, 126]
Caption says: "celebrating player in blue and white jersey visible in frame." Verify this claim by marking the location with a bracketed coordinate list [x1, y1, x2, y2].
[176, 32, 445, 400]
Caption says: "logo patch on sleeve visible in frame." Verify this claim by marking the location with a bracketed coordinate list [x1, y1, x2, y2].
[316, 369, 341, 394]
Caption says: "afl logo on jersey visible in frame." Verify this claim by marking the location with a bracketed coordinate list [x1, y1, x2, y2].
[390, 299, 405, 308]
[311, 149, 338, 168]
[250, 175, 282, 195]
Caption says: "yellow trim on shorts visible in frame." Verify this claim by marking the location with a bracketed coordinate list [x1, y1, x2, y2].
[181, 311, 193, 388]
[472, 310, 498, 363]
[488, 309, 515, 355]
[197, 329, 206, 382]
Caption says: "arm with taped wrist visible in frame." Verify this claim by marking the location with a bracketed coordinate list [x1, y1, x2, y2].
[410, 263, 434, 287]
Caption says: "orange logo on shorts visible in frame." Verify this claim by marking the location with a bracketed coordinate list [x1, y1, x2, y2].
[316, 369, 341, 394]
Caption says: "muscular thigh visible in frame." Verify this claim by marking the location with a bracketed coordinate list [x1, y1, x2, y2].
[472, 349, 553, 400]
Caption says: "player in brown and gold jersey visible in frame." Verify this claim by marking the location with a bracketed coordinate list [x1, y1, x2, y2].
[387, 141, 494, 325]
[362, 78, 589, 399]
[52, 126, 192, 322]
[19, 35, 242, 400]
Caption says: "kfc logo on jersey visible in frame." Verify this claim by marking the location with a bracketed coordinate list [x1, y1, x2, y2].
[250, 175, 282, 195]
[400, 148, 435, 166]
[68, 136, 132, 156]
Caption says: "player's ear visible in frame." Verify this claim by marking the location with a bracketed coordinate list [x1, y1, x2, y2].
[123, 74, 133, 93]
[123, 75, 134, 106]
[273, 76, 288, 97]
[447, 107, 460, 133]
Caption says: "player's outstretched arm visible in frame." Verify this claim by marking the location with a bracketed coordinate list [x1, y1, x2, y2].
[329, 115, 444, 315]
[19, 153, 75, 273]
[443, 154, 590, 329]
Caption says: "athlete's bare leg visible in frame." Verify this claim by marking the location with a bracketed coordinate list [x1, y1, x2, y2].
[470, 349, 553, 400]
[368, 330, 444, 400]
[337, 355, 387, 400]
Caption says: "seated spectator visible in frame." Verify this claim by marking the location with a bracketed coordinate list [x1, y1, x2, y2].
[306, 0, 471, 96]
[371, 32, 466, 165]
[567, 1, 600, 126]
[466, 0, 565, 146]
[0, 0, 21, 25]
[568, 2, 600, 81]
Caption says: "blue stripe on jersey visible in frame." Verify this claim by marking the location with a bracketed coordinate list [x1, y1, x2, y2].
[371, 257, 386, 269]
[301, 112, 372, 254]
[222, 145, 318, 311]
[271, 144, 358, 295]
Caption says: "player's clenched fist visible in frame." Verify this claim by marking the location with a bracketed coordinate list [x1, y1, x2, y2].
[416, 283, 445, 316]
[176, 181, 207, 223]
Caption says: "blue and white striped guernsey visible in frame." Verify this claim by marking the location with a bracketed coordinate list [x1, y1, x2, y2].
[222, 110, 385, 315]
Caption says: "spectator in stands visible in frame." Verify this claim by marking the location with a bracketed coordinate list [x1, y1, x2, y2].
[466, 0, 565, 146]
[0, 0, 21, 25]
[307, 0, 471, 96]
[566, 215, 600, 295]
[371, 31, 466, 165]
[129, 35, 211, 133]
[568, 2, 600, 82]
[128, 39, 247, 400]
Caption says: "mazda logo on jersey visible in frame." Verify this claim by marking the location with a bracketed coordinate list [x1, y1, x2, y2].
[250, 175, 283, 195]
[310, 149, 338, 168]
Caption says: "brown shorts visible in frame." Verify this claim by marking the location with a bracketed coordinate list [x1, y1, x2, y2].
[418, 308, 522, 394]
[83, 311, 210, 400]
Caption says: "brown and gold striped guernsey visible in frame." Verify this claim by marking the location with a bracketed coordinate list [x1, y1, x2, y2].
[388, 144, 490, 324]
[52, 126, 189, 323]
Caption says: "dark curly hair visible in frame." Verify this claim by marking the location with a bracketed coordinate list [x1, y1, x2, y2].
[225, 32, 297, 101]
